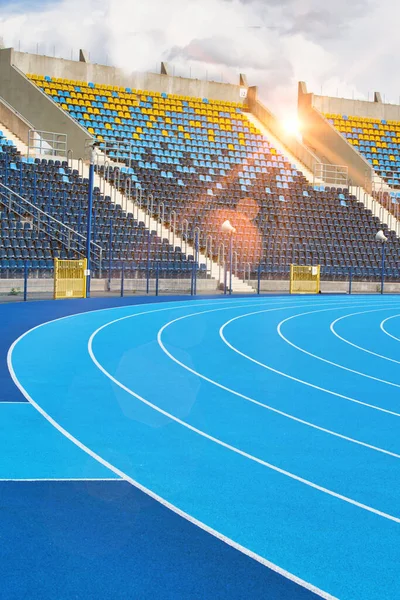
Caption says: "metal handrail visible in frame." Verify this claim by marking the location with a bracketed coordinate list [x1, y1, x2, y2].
[170, 210, 177, 249]
[232, 250, 238, 277]
[193, 226, 200, 263]
[67, 149, 73, 169]
[78, 157, 84, 179]
[181, 219, 189, 255]
[28, 129, 68, 159]
[124, 178, 132, 214]
[146, 194, 154, 229]
[0, 181, 103, 264]
[218, 242, 225, 283]
[157, 202, 165, 238]
[243, 262, 251, 284]
[205, 234, 213, 276]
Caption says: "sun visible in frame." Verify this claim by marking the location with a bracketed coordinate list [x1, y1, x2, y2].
[281, 116, 302, 137]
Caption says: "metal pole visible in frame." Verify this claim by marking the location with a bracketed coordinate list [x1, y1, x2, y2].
[381, 242, 386, 295]
[19, 162, 23, 195]
[257, 265, 261, 295]
[349, 266, 352, 295]
[121, 261, 125, 297]
[229, 234, 233, 295]
[194, 230, 199, 296]
[155, 262, 159, 296]
[86, 148, 95, 298]
[146, 230, 150, 294]
[23, 261, 28, 302]
[108, 218, 113, 292]
[93, 209, 97, 243]
[191, 261, 195, 296]
[224, 259, 227, 295]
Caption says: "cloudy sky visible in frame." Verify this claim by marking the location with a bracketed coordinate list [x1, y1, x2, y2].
[0, 0, 399, 116]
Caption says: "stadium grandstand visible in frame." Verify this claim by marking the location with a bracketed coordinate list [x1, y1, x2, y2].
[0, 47, 399, 297]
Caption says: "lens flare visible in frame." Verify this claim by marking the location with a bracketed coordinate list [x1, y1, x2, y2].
[281, 116, 301, 136]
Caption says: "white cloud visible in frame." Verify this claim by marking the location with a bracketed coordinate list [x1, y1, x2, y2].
[0, 0, 397, 117]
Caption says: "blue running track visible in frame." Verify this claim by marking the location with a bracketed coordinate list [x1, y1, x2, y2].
[4, 295, 400, 599]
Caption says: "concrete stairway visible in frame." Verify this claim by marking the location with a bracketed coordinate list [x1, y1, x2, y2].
[245, 112, 315, 184]
[350, 186, 400, 236]
[77, 155, 255, 293]
[244, 114, 400, 237]
[0, 122, 29, 155]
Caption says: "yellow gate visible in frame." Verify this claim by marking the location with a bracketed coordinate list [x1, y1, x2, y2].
[54, 258, 87, 299]
[290, 265, 321, 294]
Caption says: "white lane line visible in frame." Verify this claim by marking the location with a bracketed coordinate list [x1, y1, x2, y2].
[157, 303, 400, 457]
[381, 315, 400, 343]
[0, 401, 31, 404]
[331, 309, 400, 366]
[86, 300, 400, 525]
[0, 478, 123, 482]
[277, 304, 400, 390]
[219, 307, 400, 418]
[7, 298, 337, 600]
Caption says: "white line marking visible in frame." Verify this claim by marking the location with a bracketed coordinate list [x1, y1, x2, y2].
[7, 298, 337, 600]
[381, 315, 400, 343]
[331, 309, 400, 366]
[88, 300, 400, 525]
[0, 401, 31, 404]
[156, 303, 400, 460]
[277, 305, 400, 390]
[0, 478, 123, 482]
[219, 307, 400, 418]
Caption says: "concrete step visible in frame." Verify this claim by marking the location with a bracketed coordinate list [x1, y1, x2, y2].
[245, 112, 315, 184]
[350, 186, 400, 237]
[79, 154, 256, 294]
[0, 121, 28, 155]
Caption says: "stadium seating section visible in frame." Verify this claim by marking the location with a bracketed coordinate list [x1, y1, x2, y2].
[0, 131, 197, 278]
[1, 74, 397, 282]
[325, 113, 400, 188]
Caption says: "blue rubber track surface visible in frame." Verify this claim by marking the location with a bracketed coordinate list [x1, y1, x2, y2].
[1, 479, 317, 600]
[5, 295, 400, 598]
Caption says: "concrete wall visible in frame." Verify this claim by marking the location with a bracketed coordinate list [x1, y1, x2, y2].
[0, 48, 92, 157]
[298, 82, 374, 191]
[0, 96, 33, 145]
[247, 86, 320, 174]
[313, 93, 400, 121]
[250, 279, 400, 294]
[1, 276, 398, 296]
[8, 49, 244, 104]
[0, 277, 219, 296]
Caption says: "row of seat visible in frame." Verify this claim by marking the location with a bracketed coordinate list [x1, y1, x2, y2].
[5, 75, 400, 282]
[326, 113, 400, 187]
[0, 137, 200, 276]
